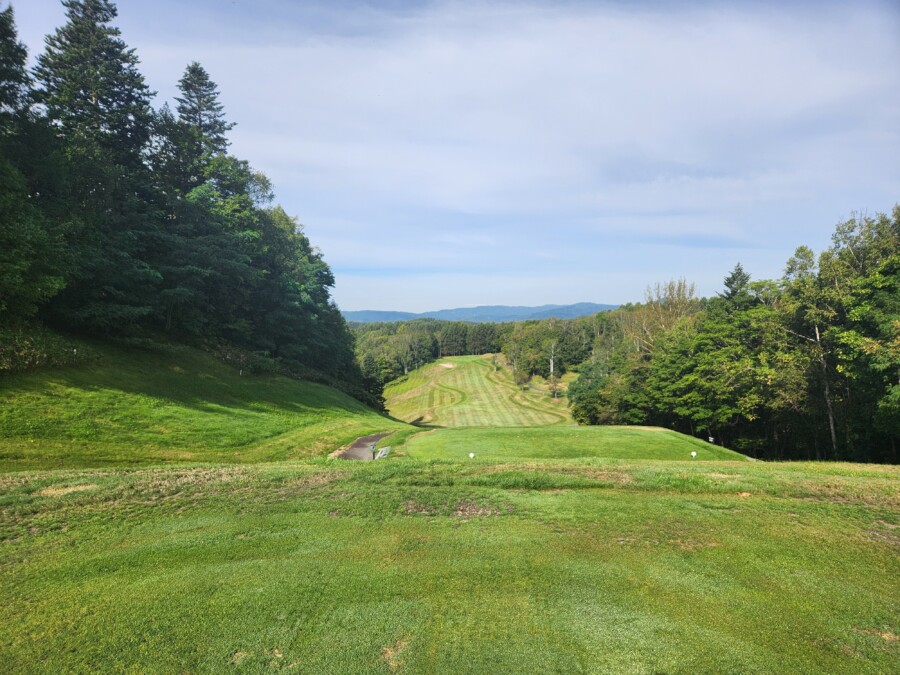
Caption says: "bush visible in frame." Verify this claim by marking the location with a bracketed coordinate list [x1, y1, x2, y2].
[0, 320, 98, 373]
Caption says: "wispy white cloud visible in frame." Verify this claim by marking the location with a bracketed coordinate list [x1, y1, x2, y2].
[15, 0, 900, 311]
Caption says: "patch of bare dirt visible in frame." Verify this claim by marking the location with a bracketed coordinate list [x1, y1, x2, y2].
[37, 484, 97, 497]
[585, 469, 634, 485]
[674, 538, 722, 552]
[403, 499, 501, 518]
[230, 651, 249, 665]
[140, 466, 246, 491]
[855, 628, 899, 642]
[451, 500, 500, 518]
[439, 363, 455, 369]
[866, 528, 900, 547]
[738, 492, 752, 498]
[277, 471, 346, 495]
[553, 467, 634, 485]
[382, 638, 410, 672]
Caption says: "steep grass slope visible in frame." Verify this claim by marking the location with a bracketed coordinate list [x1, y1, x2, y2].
[0, 341, 406, 471]
[385, 355, 570, 427]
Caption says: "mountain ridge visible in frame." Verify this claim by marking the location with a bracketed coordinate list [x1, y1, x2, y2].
[343, 302, 618, 323]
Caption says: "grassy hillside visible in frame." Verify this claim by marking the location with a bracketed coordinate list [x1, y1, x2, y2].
[0, 341, 407, 471]
[2, 336, 897, 672]
[2, 458, 897, 672]
[403, 426, 747, 461]
[385, 355, 570, 427]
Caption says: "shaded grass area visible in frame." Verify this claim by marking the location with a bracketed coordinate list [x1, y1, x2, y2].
[385, 355, 570, 427]
[0, 341, 406, 471]
[403, 425, 746, 462]
[1, 458, 897, 673]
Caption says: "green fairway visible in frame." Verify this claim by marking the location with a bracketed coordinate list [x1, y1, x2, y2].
[2, 340, 898, 672]
[403, 425, 747, 461]
[385, 355, 570, 427]
[1, 458, 897, 672]
[0, 342, 406, 471]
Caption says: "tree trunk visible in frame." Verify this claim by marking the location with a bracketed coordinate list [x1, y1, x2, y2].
[815, 323, 839, 457]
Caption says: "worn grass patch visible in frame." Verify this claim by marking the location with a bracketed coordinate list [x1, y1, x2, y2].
[1, 458, 897, 673]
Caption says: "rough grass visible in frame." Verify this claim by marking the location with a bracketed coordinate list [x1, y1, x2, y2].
[385, 355, 570, 427]
[2, 338, 898, 672]
[1, 458, 897, 673]
[0, 341, 406, 471]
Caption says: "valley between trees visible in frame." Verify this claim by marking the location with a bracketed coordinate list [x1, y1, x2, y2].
[2, 339, 898, 672]
[1, 1, 898, 671]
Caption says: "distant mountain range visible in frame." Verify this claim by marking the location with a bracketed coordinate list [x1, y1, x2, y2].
[343, 302, 618, 324]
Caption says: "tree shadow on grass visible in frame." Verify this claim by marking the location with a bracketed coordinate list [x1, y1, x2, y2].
[1, 341, 374, 417]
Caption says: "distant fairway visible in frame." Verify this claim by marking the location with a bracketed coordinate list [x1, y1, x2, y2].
[385, 355, 570, 427]
[3, 340, 899, 672]
[387, 356, 743, 462]
[403, 425, 747, 461]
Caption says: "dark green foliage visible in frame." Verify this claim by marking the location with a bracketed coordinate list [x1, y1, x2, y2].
[175, 61, 234, 157]
[0, 4, 28, 125]
[0, 157, 66, 316]
[34, 0, 154, 167]
[569, 212, 899, 462]
[0, 6, 67, 319]
[34, 0, 160, 331]
[0, 0, 369, 405]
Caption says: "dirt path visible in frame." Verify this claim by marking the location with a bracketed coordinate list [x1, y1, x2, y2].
[332, 433, 393, 461]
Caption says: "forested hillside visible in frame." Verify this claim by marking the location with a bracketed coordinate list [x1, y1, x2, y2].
[569, 214, 899, 463]
[0, 2, 368, 401]
[355, 212, 899, 463]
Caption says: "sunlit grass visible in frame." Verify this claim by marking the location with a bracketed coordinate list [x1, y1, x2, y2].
[385, 355, 570, 427]
[1, 458, 897, 672]
[0, 342, 406, 471]
[402, 425, 747, 461]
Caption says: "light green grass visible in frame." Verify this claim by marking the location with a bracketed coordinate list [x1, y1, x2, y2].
[385, 355, 570, 427]
[2, 339, 898, 672]
[0, 341, 407, 471]
[402, 425, 747, 461]
[1, 458, 897, 672]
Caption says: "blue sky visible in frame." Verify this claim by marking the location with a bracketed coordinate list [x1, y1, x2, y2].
[14, 0, 900, 311]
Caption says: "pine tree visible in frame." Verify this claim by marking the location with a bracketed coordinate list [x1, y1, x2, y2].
[0, 4, 29, 128]
[0, 4, 65, 318]
[34, 0, 154, 166]
[34, 0, 160, 332]
[175, 61, 234, 158]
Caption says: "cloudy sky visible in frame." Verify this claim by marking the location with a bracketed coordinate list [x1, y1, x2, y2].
[14, 0, 900, 312]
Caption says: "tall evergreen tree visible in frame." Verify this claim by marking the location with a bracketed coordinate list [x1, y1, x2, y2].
[0, 4, 28, 127]
[175, 61, 234, 158]
[0, 4, 66, 318]
[34, 0, 160, 331]
[34, 0, 154, 166]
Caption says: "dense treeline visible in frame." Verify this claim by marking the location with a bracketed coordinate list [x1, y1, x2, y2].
[352, 314, 598, 397]
[352, 319, 501, 396]
[356, 212, 898, 463]
[569, 213, 899, 462]
[0, 3, 369, 401]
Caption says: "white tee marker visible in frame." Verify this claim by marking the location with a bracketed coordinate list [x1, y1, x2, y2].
[691, 451, 697, 458]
